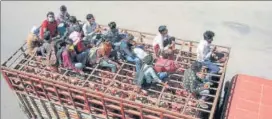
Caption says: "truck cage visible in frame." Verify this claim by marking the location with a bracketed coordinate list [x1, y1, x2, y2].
[1, 26, 231, 119]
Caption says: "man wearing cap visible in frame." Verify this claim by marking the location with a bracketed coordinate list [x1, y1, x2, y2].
[153, 25, 175, 57]
[40, 12, 58, 40]
[82, 14, 99, 44]
[196, 31, 220, 80]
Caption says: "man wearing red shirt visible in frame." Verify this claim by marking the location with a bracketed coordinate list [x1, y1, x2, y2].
[154, 51, 179, 73]
[40, 12, 58, 40]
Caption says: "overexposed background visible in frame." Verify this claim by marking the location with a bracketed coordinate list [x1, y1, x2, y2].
[1, 1, 272, 119]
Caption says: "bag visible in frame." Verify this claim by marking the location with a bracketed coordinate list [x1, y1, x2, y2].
[133, 65, 152, 88]
[154, 58, 176, 73]
[88, 47, 99, 64]
[75, 40, 85, 53]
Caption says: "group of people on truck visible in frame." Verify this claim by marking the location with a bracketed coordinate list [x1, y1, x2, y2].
[26, 5, 226, 109]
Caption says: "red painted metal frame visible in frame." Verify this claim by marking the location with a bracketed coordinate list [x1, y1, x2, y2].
[1, 27, 231, 119]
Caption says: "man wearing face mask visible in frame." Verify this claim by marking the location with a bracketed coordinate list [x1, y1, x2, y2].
[40, 12, 58, 40]
[57, 5, 70, 24]
[183, 61, 210, 109]
[153, 25, 175, 57]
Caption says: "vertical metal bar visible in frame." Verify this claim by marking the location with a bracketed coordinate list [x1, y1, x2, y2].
[120, 102, 126, 119]
[50, 103, 60, 119]
[39, 79, 51, 101]
[16, 93, 34, 118]
[67, 89, 81, 119]
[40, 99, 52, 119]
[62, 106, 71, 119]
[160, 112, 163, 119]
[53, 86, 62, 104]
[29, 97, 43, 119]
[101, 95, 109, 119]
[139, 105, 144, 119]
[21, 94, 36, 118]
[83, 92, 91, 113]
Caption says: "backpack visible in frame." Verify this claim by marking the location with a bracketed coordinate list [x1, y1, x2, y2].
[88, 47, 99, 64]
[154, 58, 176, 73]
[133, 65, 152, 88]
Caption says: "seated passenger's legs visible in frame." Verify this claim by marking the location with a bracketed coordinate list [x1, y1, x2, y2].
[202, 60, 220, 80]
[76, 51, 88, 68]
[126, 56, 141, 72]
[199, 89, 210, 100]
[157, 72, 168, 81]
[99, 60, 117, 73]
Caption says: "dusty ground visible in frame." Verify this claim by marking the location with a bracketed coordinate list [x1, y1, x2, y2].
[1, 1, 272, 119]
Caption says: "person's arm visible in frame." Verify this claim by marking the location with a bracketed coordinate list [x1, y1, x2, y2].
[197, 42, 205, 61]
[204, 44, 213, 61]
[40, 21, 47, 39]
[157, 36, 164, 51]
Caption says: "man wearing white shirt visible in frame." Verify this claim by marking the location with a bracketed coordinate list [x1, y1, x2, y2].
[196, 31, 219, 79]
[133, 45, 148, 60]
[82, 14, 99, 45]
[153, 25, 175, 58]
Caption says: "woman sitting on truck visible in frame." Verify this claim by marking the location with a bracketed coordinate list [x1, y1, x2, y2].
[183, 61, 211, 109]
[61, 39, 85, 74]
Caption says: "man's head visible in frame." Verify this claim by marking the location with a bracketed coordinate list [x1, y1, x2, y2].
[203, 30, 215, 43]
[191, 61, 205, 79]
[108, 21, 117, 30]
[158, 25, 168, 36]
[47, 12, 55, 23]
[69, 16, 77, 24]
[160, 51, 169, 59]
[86, 14, 95, 24]
[60, 5, 67, 13]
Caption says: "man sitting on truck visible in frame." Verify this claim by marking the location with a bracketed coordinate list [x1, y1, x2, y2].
[40, 12, 58, 40]
[120, 34, 142, 72]
[134, 55, 168, 90]
[57, 5, 70, 25]
[82, 14, 100, 46]
[183, 61, 210, 109]
[153, 25, 175, 58]
[26, 26, 45, 56]
[103, 21, 127, 61]
[196, 31, 220, 80]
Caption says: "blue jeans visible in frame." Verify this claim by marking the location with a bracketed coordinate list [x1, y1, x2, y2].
[202, 60, 220, 80]
[99, 60, 117, 73]
[158, 72, 168, 81]
[125, 56, 141, 72]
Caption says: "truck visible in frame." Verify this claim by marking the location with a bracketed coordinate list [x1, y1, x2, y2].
[2, 25, 266, 119]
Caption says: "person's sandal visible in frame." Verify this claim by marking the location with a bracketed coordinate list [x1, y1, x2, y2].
[197, 100, 209, 109]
